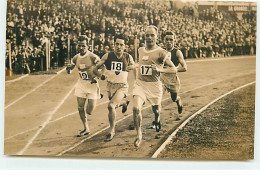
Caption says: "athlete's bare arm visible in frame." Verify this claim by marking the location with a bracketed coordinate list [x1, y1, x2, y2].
[66, 55, 76, 74]
[176, 50, 187, 72]
[91, 54, 104, 77]
[93, 53, 107, 76]
[151, 55, 177, 74]
[125, 55, 136, 71]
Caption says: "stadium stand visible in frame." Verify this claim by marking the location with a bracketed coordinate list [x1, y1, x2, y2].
[5, 0, 256, 74]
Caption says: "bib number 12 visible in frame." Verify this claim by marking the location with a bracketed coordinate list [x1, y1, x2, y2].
[79, 71, 89, 80]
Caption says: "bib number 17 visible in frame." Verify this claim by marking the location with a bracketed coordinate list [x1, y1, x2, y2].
[140, 65, 152, 75]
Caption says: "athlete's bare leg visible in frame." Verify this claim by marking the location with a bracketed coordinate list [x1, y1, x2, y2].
[133, 96, 144, 147]
[152, 105, 161, 132]
[170, 92, 183, 115]
[86, 98, 97, 115]
[77, 97, 90, 137]
[105, 91, 126, 141]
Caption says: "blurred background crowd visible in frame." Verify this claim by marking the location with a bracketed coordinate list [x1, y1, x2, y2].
[5, 0, 257, 74]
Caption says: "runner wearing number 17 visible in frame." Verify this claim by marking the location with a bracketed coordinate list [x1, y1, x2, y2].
[94, 35, 136, 142]
[66, 35, 103, 137]
[132, 26, 177, 147]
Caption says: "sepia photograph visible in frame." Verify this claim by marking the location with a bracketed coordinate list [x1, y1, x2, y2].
[4, 0, 257, 160]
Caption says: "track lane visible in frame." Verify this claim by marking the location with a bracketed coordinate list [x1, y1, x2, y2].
[4, 56, 256, 156]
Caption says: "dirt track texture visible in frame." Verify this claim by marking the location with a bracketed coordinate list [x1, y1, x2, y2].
[4, 56, 256, 158]
[63, 74, 255, 159]
[159, 84, 255, 160]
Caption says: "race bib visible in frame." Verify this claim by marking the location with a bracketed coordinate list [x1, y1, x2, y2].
[79, 71, 89, 80]
[140, 65, 152, 75]
[111, 61, 123, 72]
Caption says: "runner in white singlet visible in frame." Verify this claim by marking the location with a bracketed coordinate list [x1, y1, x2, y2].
[132, 26, 177, 147]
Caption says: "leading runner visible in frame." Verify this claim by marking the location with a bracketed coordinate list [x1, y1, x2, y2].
[132, 26, 177, 147]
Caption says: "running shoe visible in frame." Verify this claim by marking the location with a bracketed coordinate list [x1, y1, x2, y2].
[105, 132, 115, 142]
[152, 121, 161, 132]
[122, 100, 130, 113]
[176, 98, 183, 114]
[134, 138, 142, 147]
[77, 129, 90, 137]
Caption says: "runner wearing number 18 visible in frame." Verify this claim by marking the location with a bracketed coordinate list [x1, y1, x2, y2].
[94, 35, 136, 142]
[66, 35, 103, 137]
[132, 26, 177, 147]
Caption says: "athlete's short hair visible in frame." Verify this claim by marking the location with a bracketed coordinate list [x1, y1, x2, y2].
[78, 35, 88, 44]
[164, 31, 176, 40]
[165, 31, 174, 36]
[146, 25, 158, 34]
[114, 34, 125, 43]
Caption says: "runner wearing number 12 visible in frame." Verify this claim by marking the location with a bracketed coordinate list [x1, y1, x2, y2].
[66, 35, 103, 137]
[132, 26, 177, 147]
[94, 35, 136, 142]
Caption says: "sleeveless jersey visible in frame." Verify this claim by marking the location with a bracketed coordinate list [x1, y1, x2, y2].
[104, 52, 132, 84]
[72, 51, 100, 83]
[170, 48, 180, 67]
[137, 46, 170, 82]
[160, 48, 180, 85]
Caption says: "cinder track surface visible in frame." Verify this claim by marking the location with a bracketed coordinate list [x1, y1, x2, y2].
[4, 56, 256, 158]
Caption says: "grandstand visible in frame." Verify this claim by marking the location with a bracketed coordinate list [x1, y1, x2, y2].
[5, 0, 257, 75]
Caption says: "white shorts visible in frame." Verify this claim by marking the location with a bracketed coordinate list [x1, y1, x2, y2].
[107, 81, 128, 100]
[162, 76, 181, 94]
[74, 79, 100, 99]
[132, 79, 163, 105]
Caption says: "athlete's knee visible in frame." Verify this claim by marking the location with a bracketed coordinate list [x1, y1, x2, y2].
[108, 102, 116, 111]
[170, 92, 177, 102]
[78, 106, 85, 113]
[133, 106, 141, 115]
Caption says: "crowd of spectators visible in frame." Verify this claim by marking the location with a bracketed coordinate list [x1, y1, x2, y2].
[5, 0, 257, 74]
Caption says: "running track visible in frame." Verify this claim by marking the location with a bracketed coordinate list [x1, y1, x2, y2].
[4, 55, 256, 157]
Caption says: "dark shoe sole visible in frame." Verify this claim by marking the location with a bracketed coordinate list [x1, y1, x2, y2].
[176, 99, 183, 114]
[122, 100, 130, 113]
[152, 121, 161, 132]
[104, 133, 115, 142]
[76, 131, 90, 137]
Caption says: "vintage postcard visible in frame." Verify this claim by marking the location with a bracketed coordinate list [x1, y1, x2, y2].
[4, 0, 256, 160]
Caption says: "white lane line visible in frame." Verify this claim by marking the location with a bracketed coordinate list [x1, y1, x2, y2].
[6, 75, 56, 109]
[5, 74, 29, 84]
[5, 67, 66, 84]
[151, 81, 256, 158]
[4, 72, 255, 142]
[49, 99, 110, 123]
[5, 56, 254, 109]
[56, 112, 133, 156]
[56, 76, 255, 156]
[17, 85, 76, 155]
[5, 68, 66, 109]
[56, 67, 66, 74]
[185, 55, 255, 63]
[4, 100, 109, 141]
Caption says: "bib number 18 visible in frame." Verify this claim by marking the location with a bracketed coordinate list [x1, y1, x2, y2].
[140, 65, 152, 75]
[111, 61, 123, 71]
